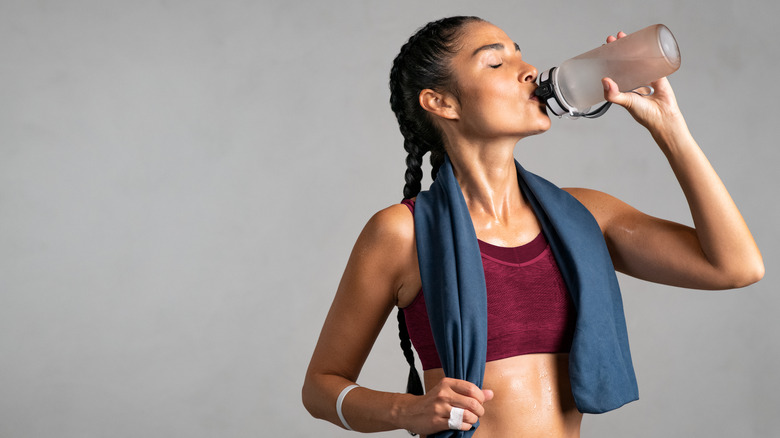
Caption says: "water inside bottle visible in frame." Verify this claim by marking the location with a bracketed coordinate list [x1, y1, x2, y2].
[557, 56, 672, 111]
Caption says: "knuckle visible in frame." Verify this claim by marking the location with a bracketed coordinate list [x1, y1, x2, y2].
[463, 384, 480, 399]
[435, 386, 449, 398]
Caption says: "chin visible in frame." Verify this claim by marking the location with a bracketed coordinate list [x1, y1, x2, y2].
[538, 118, 552, 134]
[525, 115, 552, 137]
[520, 106, 552, 135]
[538, 108, 552, 129]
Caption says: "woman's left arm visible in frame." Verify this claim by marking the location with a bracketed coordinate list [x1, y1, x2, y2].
[566, 32, 764, 289]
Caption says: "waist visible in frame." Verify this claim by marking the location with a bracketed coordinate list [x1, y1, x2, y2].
[423, 353, 582, 438]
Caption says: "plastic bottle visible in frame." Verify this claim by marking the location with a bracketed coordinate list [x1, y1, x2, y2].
[535, 24, 681, 118]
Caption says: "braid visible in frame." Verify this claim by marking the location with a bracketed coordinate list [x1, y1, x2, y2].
[390, 16, 482, 199]
[430, 147, 445, 181]
[397, 309, 424, 397]
[403, 137, 425, 199]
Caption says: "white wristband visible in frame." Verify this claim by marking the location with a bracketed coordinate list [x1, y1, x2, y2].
[336, 384, 359, 431]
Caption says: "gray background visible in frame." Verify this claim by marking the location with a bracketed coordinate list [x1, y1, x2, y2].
[2, 0, 778, 437]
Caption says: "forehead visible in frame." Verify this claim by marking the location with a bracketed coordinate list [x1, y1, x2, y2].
[456, 21, 513, 52]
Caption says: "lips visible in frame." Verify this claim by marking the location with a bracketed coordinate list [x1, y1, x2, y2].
[530, 88, 547, 114]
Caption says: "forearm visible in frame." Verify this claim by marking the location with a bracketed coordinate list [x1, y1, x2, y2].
[651, 117, 764, 286]
[302, 372, 412, 433]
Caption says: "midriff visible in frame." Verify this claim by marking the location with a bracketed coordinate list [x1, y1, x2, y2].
[422, 353, 582, 438]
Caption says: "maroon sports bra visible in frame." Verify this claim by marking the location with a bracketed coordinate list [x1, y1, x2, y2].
[401, 198, 576, 370]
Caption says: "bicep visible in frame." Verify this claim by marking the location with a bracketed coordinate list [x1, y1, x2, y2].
[603, 208, 715, 288]
[565, 188, 725, 290]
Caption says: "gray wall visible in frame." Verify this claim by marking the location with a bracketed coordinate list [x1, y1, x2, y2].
[2, 1, 778, 437]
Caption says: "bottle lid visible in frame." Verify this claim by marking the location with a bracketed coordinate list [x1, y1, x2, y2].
[535, 68, 579, 117]
[535, 67, 611, 119]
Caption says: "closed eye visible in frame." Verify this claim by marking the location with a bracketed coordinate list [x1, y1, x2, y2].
[489, 63, 503, 69]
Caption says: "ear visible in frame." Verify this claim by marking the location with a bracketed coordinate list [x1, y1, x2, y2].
[419, 89, 460, 121]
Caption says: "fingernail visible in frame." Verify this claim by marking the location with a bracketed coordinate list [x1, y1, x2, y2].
[603, 80, 609, 91]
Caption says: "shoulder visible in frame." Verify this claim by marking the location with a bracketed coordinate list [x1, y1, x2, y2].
[357, 202, 415, 253]
[350, 202, 419, 305]
[562, 187, 639, 233]
[563, 187, 619, 208]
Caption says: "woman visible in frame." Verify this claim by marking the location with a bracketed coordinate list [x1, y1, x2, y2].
[302, 16, 763, 437]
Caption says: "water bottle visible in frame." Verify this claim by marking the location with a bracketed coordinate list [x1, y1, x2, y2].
[535, 24, 681, 118]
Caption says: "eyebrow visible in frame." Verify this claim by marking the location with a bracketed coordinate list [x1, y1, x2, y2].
[471, 42, 521, 57]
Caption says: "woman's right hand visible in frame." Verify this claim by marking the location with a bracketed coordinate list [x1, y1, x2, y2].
[304, 205, 497, 434]
[400, 378, 494, 435]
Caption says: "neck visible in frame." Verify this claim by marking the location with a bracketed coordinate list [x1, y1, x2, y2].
[446, 138, 524, 221]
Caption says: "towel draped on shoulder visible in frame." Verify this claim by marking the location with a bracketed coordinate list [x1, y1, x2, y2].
[413, 156, 638, 438]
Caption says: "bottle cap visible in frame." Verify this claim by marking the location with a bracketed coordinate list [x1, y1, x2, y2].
[535, 67, 611, 119]
[535, 68, 573, 117]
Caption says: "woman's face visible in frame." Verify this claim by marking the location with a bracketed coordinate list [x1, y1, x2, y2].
[446, 21, 551, 141]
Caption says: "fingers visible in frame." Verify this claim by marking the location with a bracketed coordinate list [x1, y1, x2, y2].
[602, 77, 632, 107]
[606, 31, 627, 44]
[448, 378, 488, 403]
[405, 378, 494, 434]
[599, 30, 683, 129]
[454, 407, 479, 431]
[433, 378, 492, 430]
[443, 402, 480, 431]
[448, 379, 495, 416]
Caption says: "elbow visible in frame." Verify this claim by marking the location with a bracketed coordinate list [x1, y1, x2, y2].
[723, 258, 765, 289]
[301, 379, 318, 419]
[741, 259, 765, 287]
[301, 375, 327, 421]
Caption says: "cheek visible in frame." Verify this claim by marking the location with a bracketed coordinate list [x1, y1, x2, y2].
[459, 84, 510, 119]
[456, 81, 546, 132]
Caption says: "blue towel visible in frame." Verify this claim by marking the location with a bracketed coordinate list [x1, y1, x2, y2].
[414, 156, 638, 437]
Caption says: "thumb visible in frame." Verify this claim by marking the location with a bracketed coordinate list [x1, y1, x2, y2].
[602, 77, 633, 107]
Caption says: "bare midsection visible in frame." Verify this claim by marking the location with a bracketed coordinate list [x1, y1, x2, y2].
[423, 353, 582, 438]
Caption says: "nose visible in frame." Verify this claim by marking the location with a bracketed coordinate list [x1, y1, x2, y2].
[519, 62, 538, 83]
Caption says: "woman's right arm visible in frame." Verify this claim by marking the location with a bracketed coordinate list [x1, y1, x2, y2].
[301, 204, 491, 435]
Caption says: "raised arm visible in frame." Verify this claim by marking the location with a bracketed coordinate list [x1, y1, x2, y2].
[565, 32, 763, 290]
[302, 204, 492, 435]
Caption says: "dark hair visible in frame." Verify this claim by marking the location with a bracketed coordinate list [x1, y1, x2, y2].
[389, 16, 484, 200]
[389, 16, 483, 405]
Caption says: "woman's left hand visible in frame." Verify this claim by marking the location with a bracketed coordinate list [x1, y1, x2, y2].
[601, 32, 686, 137]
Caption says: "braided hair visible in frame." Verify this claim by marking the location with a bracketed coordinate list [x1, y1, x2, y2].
[390, 15, 483, 199]
[388, 16, 483, 402]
